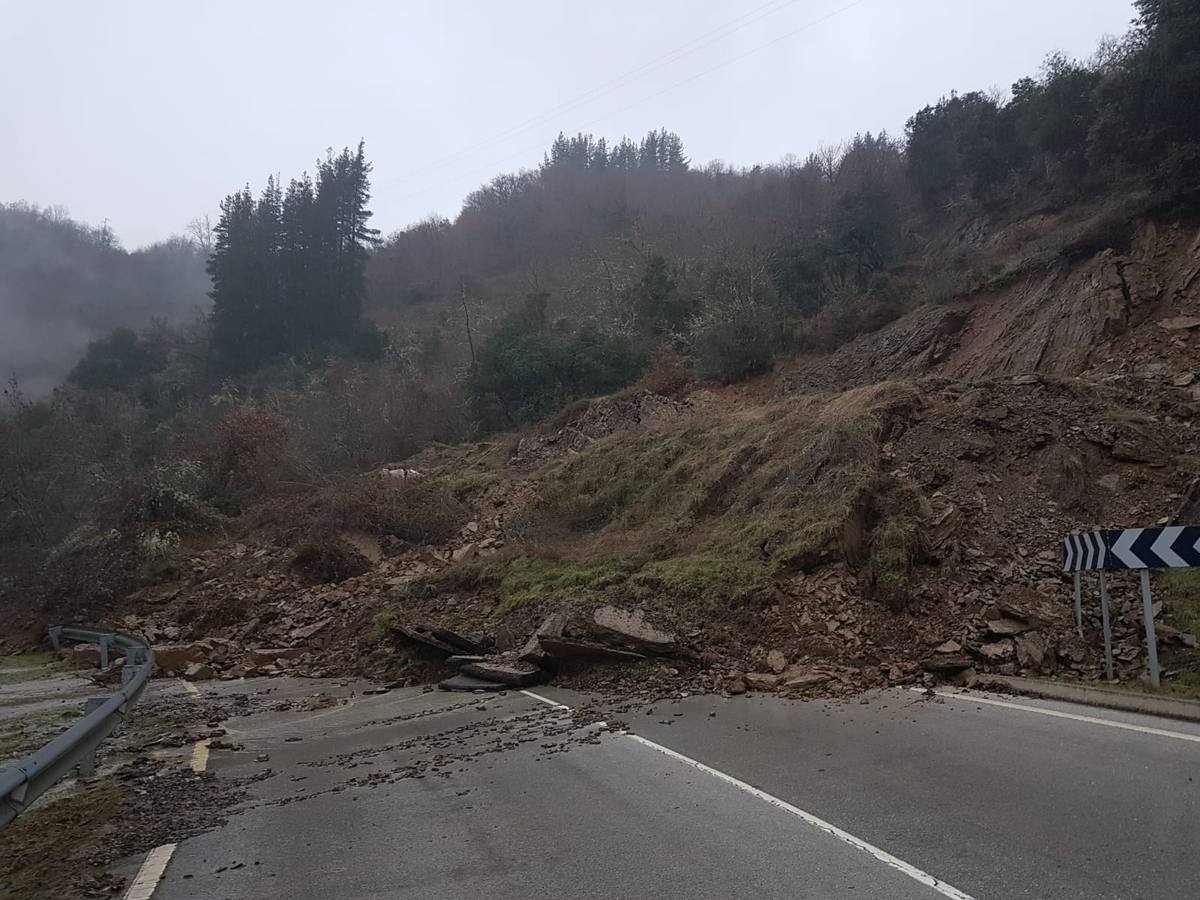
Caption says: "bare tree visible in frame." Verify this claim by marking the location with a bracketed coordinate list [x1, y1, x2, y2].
[186, 215, 214, 255]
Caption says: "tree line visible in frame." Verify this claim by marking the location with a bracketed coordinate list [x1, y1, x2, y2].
[207, 141, 382, 371]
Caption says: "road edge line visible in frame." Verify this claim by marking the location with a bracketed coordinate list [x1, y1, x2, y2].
[521, 688, 974, 899]
[623, 732, 975, 900]
[915, 688, 1200, 743]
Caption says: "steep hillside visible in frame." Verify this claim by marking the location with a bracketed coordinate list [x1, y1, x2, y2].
[22, 214, 1199, 700]
[786, 218, 1200, 393]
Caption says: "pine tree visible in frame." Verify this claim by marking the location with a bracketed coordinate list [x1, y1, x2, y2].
[609, 137, 638, 171]
[656, 130, 689, 171]
[281, 173, 316, 348]
[310, 141, 379, 345]
[638, 130, 660, 170]
[591, 137, 608, 170]
[208, 142, 378, 370]
[208, 185, 258, 370]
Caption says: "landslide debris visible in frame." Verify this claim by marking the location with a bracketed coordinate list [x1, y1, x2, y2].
[61, 216, 1200, 700]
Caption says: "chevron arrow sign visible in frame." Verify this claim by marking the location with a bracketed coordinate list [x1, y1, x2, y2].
[1061, 531, 1107, 572]
[1063, 526, 1200, 572]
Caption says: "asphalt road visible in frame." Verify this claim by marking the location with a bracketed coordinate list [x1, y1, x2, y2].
[137, 679, 1200, 900]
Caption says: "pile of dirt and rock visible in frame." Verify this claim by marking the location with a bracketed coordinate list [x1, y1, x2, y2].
[511, 390, 689, 465]
[42, 218, 1200, 701]
[387, 603, 679, 692]
[78, 369, 1199, 700]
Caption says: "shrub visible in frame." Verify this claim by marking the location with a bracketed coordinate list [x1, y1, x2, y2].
[68, 328, 166, 392]
[213, 405, 296, 498]
[637, 345, 692, 397]
[248, 474, 467, 546]
[690, 301, 778, 383]
[292, 541, 372, 583]
[123, 460, 222, 528]
[468, 293, 646, 428]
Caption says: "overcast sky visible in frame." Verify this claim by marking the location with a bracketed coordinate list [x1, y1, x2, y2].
[2, 0, 1136, 248]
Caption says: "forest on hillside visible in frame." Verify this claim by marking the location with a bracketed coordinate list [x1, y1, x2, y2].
[1, 0, 1198, 609]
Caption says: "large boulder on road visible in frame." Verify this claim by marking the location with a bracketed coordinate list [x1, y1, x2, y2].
[590, 606, 676, 654]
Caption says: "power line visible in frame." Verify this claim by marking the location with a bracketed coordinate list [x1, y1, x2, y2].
[386, 0, 802, 184]
[389, 0, 869, 208]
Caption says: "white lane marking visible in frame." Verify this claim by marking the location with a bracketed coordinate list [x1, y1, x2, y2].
[191, 738, 211, 773]
[521, 689, 973, 899]
[181, 680, 200, 696]
[917, 689, 1200, 744]
[122, 842, 177, 900]
[520, 689, 572, 710]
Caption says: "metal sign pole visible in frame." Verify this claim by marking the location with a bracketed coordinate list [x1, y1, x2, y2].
[1139, 569, 1161, 687]
[1073, 572, 1083, 636]
[1099, 570, 1114, 681]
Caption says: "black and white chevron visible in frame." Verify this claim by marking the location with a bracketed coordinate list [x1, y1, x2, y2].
[1062, 526, 1200, 572]
[1062, 531, 1107, 573]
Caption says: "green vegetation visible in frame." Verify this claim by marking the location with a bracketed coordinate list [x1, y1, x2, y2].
[491, 556, 630, 615]
[1162, 569, 1200, 637]
[637, 554, 772, 607]
[467, 293, 645, 429]
[0, 652, 69, 686]
[770, 518, 846, 575]
[0, 651, 56, 668]
[371, 609, 401, 641]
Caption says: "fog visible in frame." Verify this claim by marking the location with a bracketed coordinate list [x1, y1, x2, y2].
[0, 204, 209, 397]
[0, 0, 1136, 394]
[3, 0, 1135, 247]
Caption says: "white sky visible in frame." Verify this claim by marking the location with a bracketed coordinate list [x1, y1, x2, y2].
[2, 0, 1137, 248]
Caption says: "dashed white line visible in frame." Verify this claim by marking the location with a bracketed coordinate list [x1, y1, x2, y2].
[520, 689, 572, 710]
[190, 738, 211, 773]
[916, 688, 1200, 743]
[122, 842, 177, 900]
[521, 688, 974, 899]
[126, 733, 209, 899]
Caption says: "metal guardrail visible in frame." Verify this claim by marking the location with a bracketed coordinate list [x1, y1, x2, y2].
[0, 626, 155, 827]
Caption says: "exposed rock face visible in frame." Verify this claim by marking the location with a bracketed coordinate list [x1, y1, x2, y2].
[785, 222, 1200, 391]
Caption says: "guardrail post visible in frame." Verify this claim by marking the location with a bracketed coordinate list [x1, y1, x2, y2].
[98, 635, 110, 670]
[1099, 571, 1114, 681]
[77, 749, 96, 778]
[1140, 569, 1161, 688]
[47, 626, 63, 653]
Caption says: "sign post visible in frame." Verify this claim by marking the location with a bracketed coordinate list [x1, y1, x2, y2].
[1139, 570, 1161, 687]
[1098, 570, 1114, 681]
[1073, 572, 1083, 637]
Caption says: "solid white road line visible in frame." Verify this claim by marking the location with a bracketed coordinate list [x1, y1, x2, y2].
[122, 843, 177, 900]
[918, 688, 1200, 744]
[521, 689, 974, 900]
